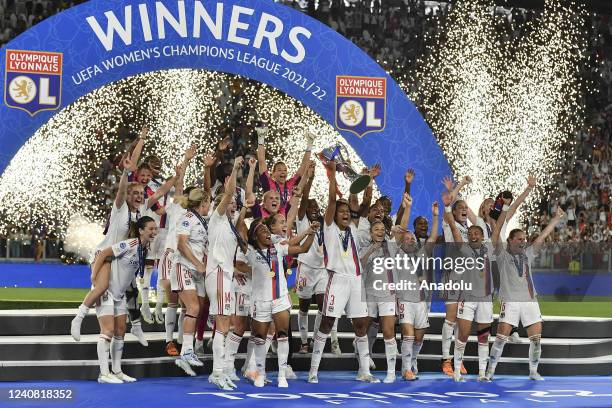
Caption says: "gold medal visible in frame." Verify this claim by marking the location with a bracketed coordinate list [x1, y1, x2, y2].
[268, 270, 276, 278]
[286, 269, 292, 276]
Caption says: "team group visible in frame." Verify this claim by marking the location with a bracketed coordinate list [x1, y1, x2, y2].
[68, 125, 564, 389]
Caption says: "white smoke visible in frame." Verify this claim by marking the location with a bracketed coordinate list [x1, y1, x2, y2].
[64, 214, 104, 261]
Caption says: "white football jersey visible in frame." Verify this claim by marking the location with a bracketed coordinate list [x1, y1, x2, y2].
[108, 238, 143, 301]
[244, 243, 289, 302]
[176, 210, 208, 270]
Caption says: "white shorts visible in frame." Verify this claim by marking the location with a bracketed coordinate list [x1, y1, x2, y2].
[95, 291, 127, 317]
[323, 272, 367, 319]
[367, 301, 396, 318]
[252, 296, 292, 323]
[397, 300, 429, 329]
[235, 292, 251, 317]
[499, 300, 542, 328]
[296, 263, 327, 299]
[206, 267, 234, 316]
[159, 249, 175, 280]
[172, 263, 206, 297]
[457, 298, 494, 324]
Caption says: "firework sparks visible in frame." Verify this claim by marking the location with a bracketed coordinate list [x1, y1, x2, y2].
[0, 70, 373, 238]
[408, 0, 589, 222]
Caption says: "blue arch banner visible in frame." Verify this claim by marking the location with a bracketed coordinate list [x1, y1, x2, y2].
[0, 0, 451, 218]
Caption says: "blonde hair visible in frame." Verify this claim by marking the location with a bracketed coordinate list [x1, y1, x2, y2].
[127, 182, 143, 193]
[176, 188, 210, 210]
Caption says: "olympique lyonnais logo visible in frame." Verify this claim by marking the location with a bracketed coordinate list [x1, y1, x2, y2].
[4, 49, 62, 116]
[335, 75, 386, 138]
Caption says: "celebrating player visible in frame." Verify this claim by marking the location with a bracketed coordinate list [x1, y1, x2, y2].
[90, 216, 157, 383]
[395, 201, 439, 381]
[485, 204, 565, 381]
[236, 219, 316, 387]
[205, 156, 246, 390]
[172, 188, 211, 376]
[308, 159, 378, 384]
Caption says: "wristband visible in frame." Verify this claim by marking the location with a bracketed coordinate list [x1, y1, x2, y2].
[350, 210, 360, 219]
[502, 204, 510, 211]
[444, 206, 452, 213]
[258, 136, 265, 145]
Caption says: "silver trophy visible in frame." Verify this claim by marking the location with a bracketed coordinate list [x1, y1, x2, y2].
[317, 143, 371, 194]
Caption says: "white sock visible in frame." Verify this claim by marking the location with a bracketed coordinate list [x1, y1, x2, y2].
[97, 334, 111, 376]
[177, 309, 185, 342]
[529, 334, 542, 374]
[355, 335, 370, 375]
[244, 336, 256, 371]
[277, 336, 289, 378]
[225, 332, 242, 372]
[181, 333, 194, 355]
[384, 338, 397, 375]
[164, 305, 177, 343]
[142, 266, 153, 305]
[298, 311, 309, 345]
[265, 334, 274, 355]
[412, 341, 423, 373]
[155, 285, 165, 314]
[310, 331, 329, 374]
[212, 330, 226, 375]
[367, 322, 380, 356]
[401, 336, 414, 373]
[111, 336, 124, 374]
[313, 311, 323, 339]
[330, 318, 339, 342]
[478, 342, 489, 375]
[454, 340, 466, 375]
[253, 336, 267, 376]
[76, 304, 89, 319]
[442, 320, 455, 359]
[487, 334, 508, 377]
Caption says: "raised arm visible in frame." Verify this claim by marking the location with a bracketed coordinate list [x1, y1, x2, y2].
[358, 164, 380, 217]
[294, 130, 315, 178]
[123, 126, 147, 173]
[202, 151, 216, 193]
[216, 156, 243, 215]
[286, 186, 303, 233]
[288, 221, 318, 255]
[428, 202, 440, 244]
[395, 168, 414, 225]
[256, 126, 269, 176]
[147, 167, 179, 208]
[398, 192, 412, 230]
[176, 145, 196, 197]
[298, 162, 316, 221]
[246, 157, 257, 197]
[324, 160, 337, 226]
[533, 207, 565, 250]
[444, 175, 471, 204]
[114, 156, 131, 208]
[507, 175, 536, 221]
[442, 191, 463, 243]
[491, 196, 512, 253]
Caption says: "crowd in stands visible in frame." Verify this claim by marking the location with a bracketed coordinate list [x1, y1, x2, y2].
[0, 0, 611, 263]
